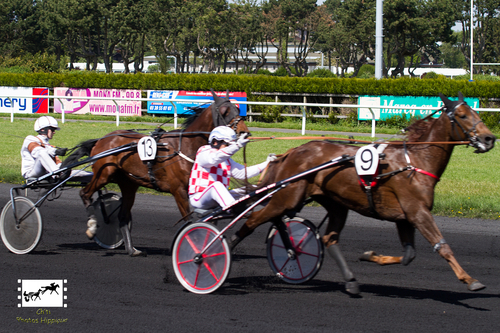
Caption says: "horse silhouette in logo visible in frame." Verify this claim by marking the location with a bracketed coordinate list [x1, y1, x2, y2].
[24, 289, 42, 302]
[41, 282, 60, 295]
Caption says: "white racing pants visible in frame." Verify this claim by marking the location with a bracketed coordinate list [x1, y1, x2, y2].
[24, 149, 59, 179]
[24, 149, 93, 182]
[189, 182, 247, 210]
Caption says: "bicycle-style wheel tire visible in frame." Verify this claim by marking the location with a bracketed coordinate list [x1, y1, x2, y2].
[0, 197, 42, 254]
[266, 217, 324, 284]
[172, 222, 231, 294]
[93, 193, 131, 249]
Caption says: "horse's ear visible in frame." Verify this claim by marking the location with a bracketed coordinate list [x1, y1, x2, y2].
[210, 88, 221, 103]
[439, 93, 452, 107]
[226, 89, 229, 99]
[458, 91, 464, 102]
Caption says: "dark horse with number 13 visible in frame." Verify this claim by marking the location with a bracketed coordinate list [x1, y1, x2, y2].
[66, 91, 249, 256]
[231, 92, 495, 294]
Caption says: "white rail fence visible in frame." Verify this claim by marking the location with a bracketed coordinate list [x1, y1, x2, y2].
[2, 94, 500, 137]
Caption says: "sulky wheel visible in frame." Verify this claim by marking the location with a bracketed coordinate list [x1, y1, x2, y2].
[172, 222, 231, 294]
[92, 193, 131, 249]
[0, 197, 42, 254]
[266, 217, 324, 284]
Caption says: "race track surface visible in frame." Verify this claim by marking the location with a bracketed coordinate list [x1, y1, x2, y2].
[1, 182, 499, 332]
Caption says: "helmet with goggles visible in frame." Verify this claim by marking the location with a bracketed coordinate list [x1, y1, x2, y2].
[34, 116, 60, 133]
[208, 126, 236, 144]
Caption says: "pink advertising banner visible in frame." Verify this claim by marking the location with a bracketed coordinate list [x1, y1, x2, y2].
[53, 88, 142, 116]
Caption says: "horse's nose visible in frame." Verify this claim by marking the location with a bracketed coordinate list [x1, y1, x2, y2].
[480, 134, 496, 151]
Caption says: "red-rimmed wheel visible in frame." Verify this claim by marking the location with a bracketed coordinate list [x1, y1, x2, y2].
[267, 217, 324, 284]
[172, 222, 231, 294]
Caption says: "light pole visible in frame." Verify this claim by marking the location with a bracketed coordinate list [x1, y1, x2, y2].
[470, 0, 474, 81]
[375, 0, 384, 79]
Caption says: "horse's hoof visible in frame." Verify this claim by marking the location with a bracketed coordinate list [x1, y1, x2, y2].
[468, 280, 486, 291]
[130, 249, 147, 257]
[85, 229, 95, 240]
[345, 280, 360, 295]
[229, 234, 241, 251]
[86, 217, 97, 240]
[402, 245, 416, 266]
[359, 251, 376, 261]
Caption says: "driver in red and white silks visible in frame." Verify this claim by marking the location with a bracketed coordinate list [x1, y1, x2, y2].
[189, 126, 276, 210]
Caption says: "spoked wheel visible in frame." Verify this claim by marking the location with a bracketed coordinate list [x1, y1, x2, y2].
[267, 217, 324, 284]
[92, 193, 131, 249]
[0, 197, 42, 254]
[172, 222, 231, 294]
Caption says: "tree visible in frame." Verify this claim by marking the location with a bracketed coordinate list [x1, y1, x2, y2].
[323, 0, 376, 77]
[0, 0, 46, 57]
[440, 31, 467, 68]
[383, 0, 456, 77]
[262, 0, 321, 77]
[111, 0, 150, 73]
[226, 0, 268, 74]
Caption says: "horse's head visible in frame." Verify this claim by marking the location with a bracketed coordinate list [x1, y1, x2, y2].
[439, 92, 495, 153]
[211, 89, 250, 136]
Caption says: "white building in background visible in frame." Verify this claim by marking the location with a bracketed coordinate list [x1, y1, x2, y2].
[70, 58, 160, 73]
[69, 54, 468, 78]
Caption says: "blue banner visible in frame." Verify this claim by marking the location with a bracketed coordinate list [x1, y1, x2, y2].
[147, 90, 247, 116]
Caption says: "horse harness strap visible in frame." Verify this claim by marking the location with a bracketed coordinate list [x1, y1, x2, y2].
[357, 143, 439, 218]
[357, 144, 388, 218]
[144, 128, 166, 192]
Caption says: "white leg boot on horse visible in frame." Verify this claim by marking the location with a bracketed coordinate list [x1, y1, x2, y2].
[85, 205, 97, 240]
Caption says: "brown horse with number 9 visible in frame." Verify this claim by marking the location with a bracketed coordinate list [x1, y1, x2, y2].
[231, 92, 495, 294]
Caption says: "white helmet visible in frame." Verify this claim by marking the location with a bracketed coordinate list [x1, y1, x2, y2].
[34, 116, 60, 132]
[209, 126, 236, 144]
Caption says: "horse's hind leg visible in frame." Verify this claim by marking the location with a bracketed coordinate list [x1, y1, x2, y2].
[117, 180, 145, 257]
[360, 220, 416, 266]
[80, 164, 115, 240]
[319, 199, 360, 295]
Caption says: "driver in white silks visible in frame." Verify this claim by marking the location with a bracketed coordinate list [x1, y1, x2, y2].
[189, 126, 277, 211]
[21, 116, 93, 182]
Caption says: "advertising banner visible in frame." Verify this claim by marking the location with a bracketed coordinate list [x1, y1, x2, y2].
[0, 87, 48, 114]
[146, 90, 247, 116]
[358, 95, 480, 121]
[54, 88, 142, 116]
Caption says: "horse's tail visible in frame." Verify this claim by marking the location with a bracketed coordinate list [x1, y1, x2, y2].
[60, 138, 99, 168]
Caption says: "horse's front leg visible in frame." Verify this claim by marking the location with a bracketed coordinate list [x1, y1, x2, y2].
[409, 207, 485, 291]
[170, 185, 192, 222]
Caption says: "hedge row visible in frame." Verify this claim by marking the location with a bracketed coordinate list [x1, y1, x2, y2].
[0, 72, 499, 99]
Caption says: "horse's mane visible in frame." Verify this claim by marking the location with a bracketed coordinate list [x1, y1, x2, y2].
[404, 117, 438, 142]
[181, 106, 208, 129]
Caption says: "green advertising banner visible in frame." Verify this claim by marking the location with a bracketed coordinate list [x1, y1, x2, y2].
[357, 95, 480, 121]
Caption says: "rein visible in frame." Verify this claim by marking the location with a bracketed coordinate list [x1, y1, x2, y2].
[248, 136, 471, 146]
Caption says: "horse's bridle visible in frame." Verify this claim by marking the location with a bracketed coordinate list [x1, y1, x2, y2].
[444, 102, 486, 151]
[212, 100, 244, 132]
